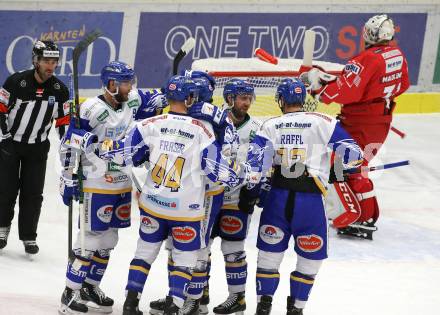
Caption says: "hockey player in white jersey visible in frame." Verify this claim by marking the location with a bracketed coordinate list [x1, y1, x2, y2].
[58, 61, 164, 314]
[148, 71, 239, 315]
[247, 79, 363, 315]
[192, 79, 261, 315]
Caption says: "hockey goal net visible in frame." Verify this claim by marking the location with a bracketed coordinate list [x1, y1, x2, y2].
[191, 58, 344, 118]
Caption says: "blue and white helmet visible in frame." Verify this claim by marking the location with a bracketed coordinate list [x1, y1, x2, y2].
[100, 61, 136, 87]
[223, 79, 255, 104]
[182, 70, 216, 90]
[275, 78, 306, 106]
[164, 75, 198, 104]
[193, 77, 214, 103]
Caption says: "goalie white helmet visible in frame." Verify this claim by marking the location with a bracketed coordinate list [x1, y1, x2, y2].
[363, 14, 395, 46]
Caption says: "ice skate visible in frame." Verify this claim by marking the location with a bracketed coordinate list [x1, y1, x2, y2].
[80, 282, 113, 313]
[0, 226, 10, 250]
[255, 295, 272, 315]
[149, 296, 166, 314]
[123, 290, 143, 315]
[286, 296, 303, 315]
[58, 287, 88, 314]
[213, 292, 246, 315]
[198, 285, 210, 314]
[163, 296, 180, 315]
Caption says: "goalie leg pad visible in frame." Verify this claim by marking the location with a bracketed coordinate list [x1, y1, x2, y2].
[347, 174, 379, 223]
[331, 182, 362, 228]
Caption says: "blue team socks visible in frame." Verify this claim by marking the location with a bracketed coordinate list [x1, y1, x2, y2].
[225, 258, 247, 292]
[66, 255, 92, 290]
[84, 251, 110, 286]
[169, 266, 193, 306]
[290, 271, 315, 304]
[126, 258, 151, 293]
[256, 268, 280, 296]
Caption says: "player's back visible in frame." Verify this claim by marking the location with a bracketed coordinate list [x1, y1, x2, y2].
[138, 113, 216, 221]
[347, 45, 410, 105]
[259, 112, 339, 194]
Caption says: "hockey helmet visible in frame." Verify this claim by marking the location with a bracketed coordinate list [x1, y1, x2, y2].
[222, 79, 255, 103]
[193, 77, 214, 103]
[100, 61, 136, 87]
[32, 40, 60, 65]
[363, 14, 395, 46]
[164, 75, 198, 103]
[275, 78, 306, 106]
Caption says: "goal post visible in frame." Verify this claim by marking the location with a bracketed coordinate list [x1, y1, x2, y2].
[191, 57, 344, 118]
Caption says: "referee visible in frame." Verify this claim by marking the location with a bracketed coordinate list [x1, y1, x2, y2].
[0, 40, 69, 255]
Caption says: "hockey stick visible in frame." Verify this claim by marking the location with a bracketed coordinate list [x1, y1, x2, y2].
[345, 160, 410, 175]
[390, 126, 406, 139]
[299, 29, 316, 74]
[69, 29, 102, 258]
[172, 37, 196, 75]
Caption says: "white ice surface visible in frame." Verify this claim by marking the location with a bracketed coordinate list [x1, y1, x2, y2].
[1, 114, 440, 315]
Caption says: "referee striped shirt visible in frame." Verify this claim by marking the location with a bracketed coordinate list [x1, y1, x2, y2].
[0, 69, 69, 143]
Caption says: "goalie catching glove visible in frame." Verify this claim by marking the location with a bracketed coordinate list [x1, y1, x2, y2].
[299, 68, 337, 98]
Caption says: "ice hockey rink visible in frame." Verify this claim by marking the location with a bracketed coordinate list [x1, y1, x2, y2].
[0, 113, 439, 315]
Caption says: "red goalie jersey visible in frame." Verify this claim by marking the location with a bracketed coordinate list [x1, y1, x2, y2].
[320, 44, 410, 121]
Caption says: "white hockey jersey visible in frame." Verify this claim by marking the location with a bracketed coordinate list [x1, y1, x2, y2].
[249, 112, 363, 195]
[99, 112, 242, 221]
[79, 89, 141, 194]
[222, 114, 261, 209]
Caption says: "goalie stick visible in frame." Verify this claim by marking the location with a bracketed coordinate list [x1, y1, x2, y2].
[68, 29, 102, 259]
[172, 37, 196, 75]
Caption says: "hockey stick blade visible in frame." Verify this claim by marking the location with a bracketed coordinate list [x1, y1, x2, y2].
[172, 37, 196, 75]
[72, 29, 103, 63]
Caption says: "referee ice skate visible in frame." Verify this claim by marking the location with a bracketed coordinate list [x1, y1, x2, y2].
[0, 40, 69, 255]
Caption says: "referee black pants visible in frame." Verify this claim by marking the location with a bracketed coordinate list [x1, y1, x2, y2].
[0, 139, 50, 241]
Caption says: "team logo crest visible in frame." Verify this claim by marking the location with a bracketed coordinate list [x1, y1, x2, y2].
[20, 80, 26, 88]
[168, 83, 177, 91]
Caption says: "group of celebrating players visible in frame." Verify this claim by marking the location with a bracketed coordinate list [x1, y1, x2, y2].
[0, 11, 409, 315]
[57, 13, 409, 315]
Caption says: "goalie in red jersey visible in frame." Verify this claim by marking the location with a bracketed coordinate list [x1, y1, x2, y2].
[301, 14, 410, 239]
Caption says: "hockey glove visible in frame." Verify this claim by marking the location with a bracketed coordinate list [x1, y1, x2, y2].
[238, 187, 257, 214]
[60, 173, 80, 206]
[188, 102, 228, 131]
[62, 124, 98, 154]
[256, 179, 271, 208]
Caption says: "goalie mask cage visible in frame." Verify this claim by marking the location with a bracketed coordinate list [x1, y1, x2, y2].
[191, 58, 344, 118]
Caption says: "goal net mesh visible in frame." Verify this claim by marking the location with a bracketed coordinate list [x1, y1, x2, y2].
[191, 58, 344, 118]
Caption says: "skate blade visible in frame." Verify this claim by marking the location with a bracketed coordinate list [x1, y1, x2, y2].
[84, 302, 113, 314]
[149, 309, 164, 315]
[198, 304, 209, 314]
[26, 253, 36, 261]
[58, 305, 86, 315]
[214, 312, 244, 315]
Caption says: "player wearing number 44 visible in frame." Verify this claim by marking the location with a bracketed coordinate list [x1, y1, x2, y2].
[63, 74, 259, 315]
[300, 14, 410, 239]
[247, 78, 363, 315]
[58, 61, 168, 315]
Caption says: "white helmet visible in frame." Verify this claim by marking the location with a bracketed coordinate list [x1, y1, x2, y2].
[363, 14, 395, 46]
